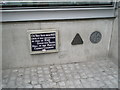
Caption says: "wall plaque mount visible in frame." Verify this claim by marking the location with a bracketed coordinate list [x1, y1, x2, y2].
[28, 30, 58, 54]
[71, 33, 83, 45]
[90, 31, 102, 44]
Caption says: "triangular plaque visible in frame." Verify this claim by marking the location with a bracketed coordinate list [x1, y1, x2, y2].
[71, 33, 83, 45]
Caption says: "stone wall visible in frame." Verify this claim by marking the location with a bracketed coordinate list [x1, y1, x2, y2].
[2, 19, 114, 69]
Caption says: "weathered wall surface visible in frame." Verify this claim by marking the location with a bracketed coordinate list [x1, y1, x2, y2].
[109, 18, 118, 65]
[108, 9, 118, 65]
[2, 19, 113, 69]
[0, 22, 2, 89]
[0, 11, 2, 89]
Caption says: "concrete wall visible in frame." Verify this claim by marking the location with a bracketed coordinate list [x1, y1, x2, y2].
[2, 19, 113, 69]
[0, 12, 2, 89]
[0, 22, 2, 89]
[108, 9, 118, 65]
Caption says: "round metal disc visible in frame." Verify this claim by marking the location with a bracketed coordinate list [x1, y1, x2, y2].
[90, 31, 102, 43]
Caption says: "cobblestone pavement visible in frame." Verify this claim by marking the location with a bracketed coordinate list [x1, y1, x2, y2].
[2, 59, 118, 88]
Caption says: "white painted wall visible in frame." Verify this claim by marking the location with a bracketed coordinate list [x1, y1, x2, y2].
[2, 19, 113, 69]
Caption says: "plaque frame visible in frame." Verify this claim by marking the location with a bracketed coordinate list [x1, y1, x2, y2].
[28, 29, 58, 54]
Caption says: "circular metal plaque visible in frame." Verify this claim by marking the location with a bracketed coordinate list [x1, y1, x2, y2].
[90, 31, 102, 43]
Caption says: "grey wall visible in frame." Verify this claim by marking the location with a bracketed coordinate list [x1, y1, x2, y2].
[0, 11, 2, 89]
[2, 19, 113, 69]
[0, 22, 2, 89]
[108, 9, 118, 65]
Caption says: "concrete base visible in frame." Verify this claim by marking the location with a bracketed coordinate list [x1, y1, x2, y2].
[2, 19, 113, 69]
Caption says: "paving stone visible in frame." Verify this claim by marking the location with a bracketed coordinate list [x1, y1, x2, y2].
[16, 77, 23, 82]
[73, 79, 83, 88]
[108, 75, 115, 80]
[59, 73, 66, 81]
[43, 67, 49, 70]
[49, 82, 58, 88]
[17, 85, 25, 88]
[80, 79, 91, 88]
[25, 68, 30, 71]
[43, 67, 50, 73]
[24, 79, 31, 84]
[87, 78, 99, 88]
[9, 76, 17, 81]
[25, 84, 33, 88]
[7, 80, 16, 88]
[2, 74, 9, 81]
[66, 80, 75, 88]
[31, 72, 37, 76]
[62, 64, 68, 69]
[113, 74, 118, 79]
[46, 78, 53, 83]
[33, 84, 41, 88]
[38, 73, 44, 78]
[37, 67, 42, 70]
[31, 67, 37, 72]
[58, 70, 64, 74]
[75, 63, 80, 69]
[44, 70, 50, 74]
[101, 76, 116, 88]
[56, 65, 62, 69]
[18, 72, 24, 77]
[2, 79, 8, 85]
[94, 77, 106, 88]
[31, 77, 38, 80]
[73, 73, 80, 79]
[53, 76, 60, 82]
[65, 73, 73, 80]
[38, 77, 44, 84]
[24, 74, 30, 79]
[78, 69, 84, 73]
[42, 83, 50, 88]
[58, 81, 66, 88]
[31, 80, 38, 85]
[107, 75, 118, 87]
[44, 74, 51, 79]
[68, 64, 75, 71]
[64, 69, 71, 74]
[79, 72, 87, 79]
[104, 80, 116, 88]
[51, 69, 57, 73]
[2, 84, 7, 88]
[37, 70, 43, 74]
[86, 72, 94, 78]
[24, 68, 30, 75]
[51, 72, 57, 76]
[2, 59, 118, 88]
[16, 82, 24, 88]
[18, 68, 24, 73]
